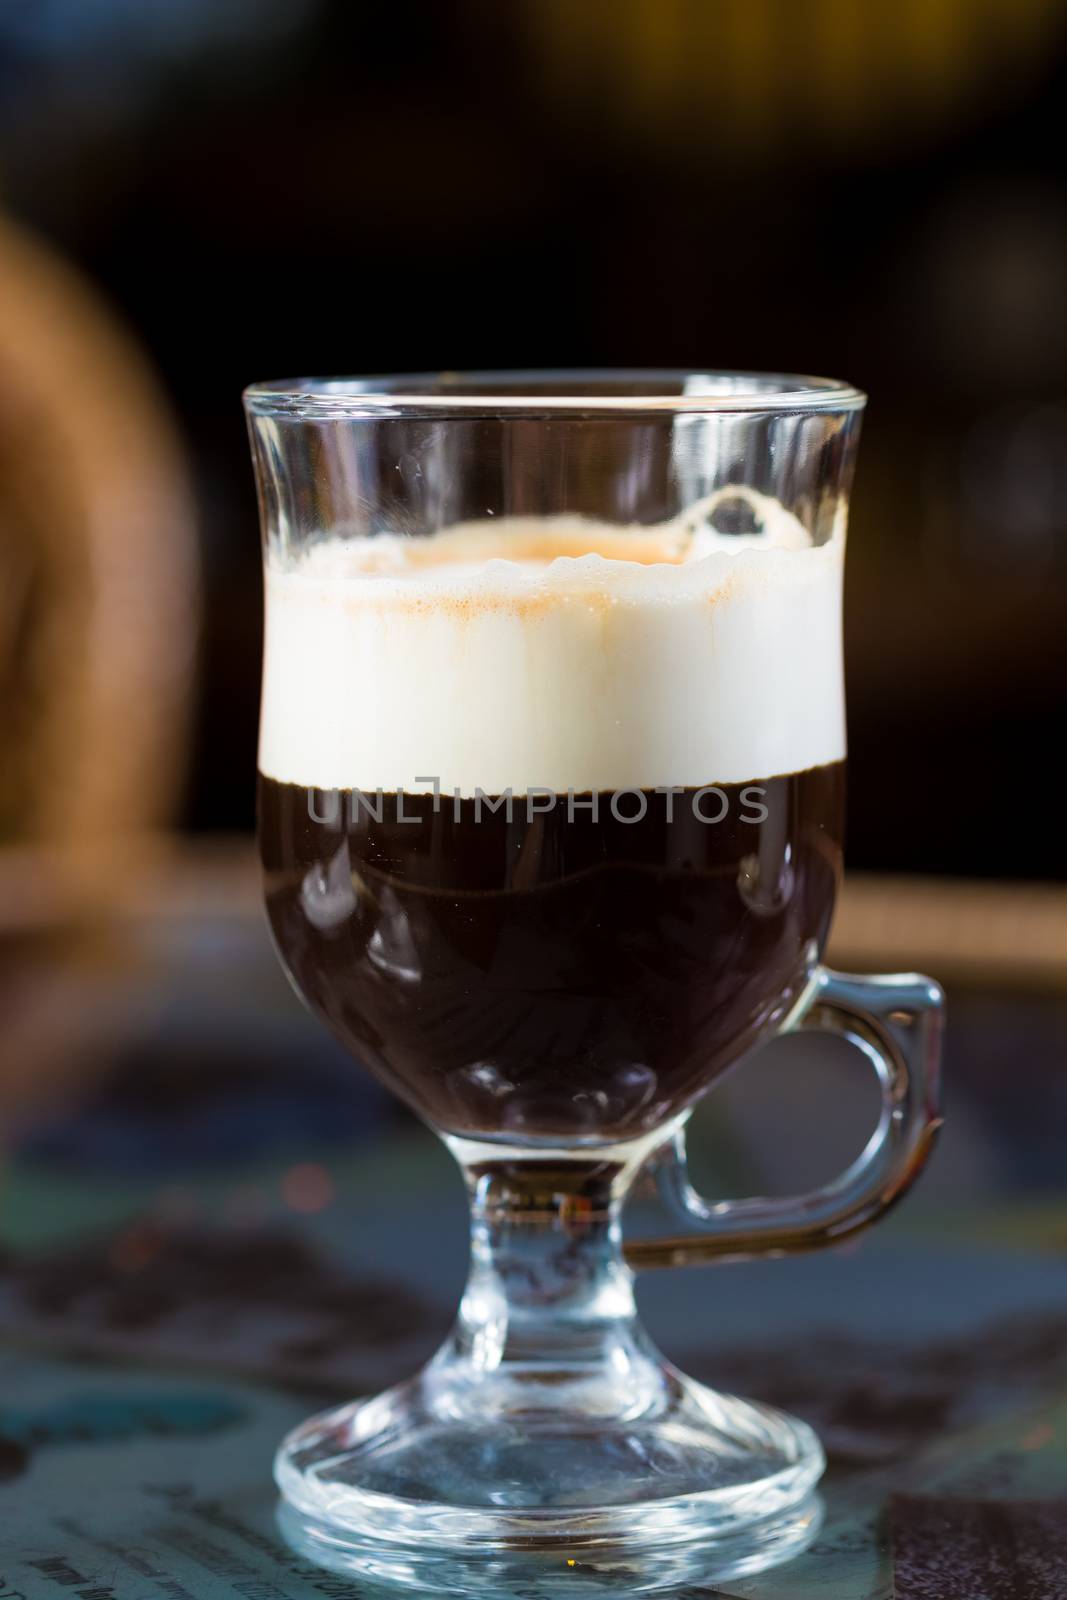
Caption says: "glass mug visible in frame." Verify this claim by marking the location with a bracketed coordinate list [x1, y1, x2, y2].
[246, 372, 942, 1593]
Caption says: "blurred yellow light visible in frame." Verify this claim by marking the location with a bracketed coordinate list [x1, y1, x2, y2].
[513, 0, 1064, 156]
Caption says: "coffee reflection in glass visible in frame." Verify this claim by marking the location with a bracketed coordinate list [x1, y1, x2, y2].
[248, 372, 942, 1593]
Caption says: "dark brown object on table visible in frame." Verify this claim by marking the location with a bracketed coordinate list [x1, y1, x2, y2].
[892, 1494, 1067, 1599]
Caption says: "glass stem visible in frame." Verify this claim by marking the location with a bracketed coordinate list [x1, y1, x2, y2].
[437, 1138, 664, 1397]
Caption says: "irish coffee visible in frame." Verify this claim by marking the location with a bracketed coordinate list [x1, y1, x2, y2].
[250, 375, 944, 1584]
[258, 511, 846, 1143]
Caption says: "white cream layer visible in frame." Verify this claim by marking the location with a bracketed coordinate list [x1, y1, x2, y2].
[259, 501, 846, 794]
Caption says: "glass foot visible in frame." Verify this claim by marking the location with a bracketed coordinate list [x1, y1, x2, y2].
[275, 1364, 824, 1594]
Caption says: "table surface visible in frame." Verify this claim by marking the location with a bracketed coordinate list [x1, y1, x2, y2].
[2, 856, 1066, 1598]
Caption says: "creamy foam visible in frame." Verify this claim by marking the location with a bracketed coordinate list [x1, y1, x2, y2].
[259, 495, 846, 793]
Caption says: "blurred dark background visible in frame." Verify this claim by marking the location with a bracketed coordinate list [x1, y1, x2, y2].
[2, 0, 1065, 879]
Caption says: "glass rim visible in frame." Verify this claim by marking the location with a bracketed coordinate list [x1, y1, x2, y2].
[243, 368, 866, 419]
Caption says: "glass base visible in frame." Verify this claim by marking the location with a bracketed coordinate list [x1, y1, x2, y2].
[275, 1361, 824, 1594]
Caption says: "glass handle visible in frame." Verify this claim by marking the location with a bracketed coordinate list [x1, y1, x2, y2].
[625, 968, 944, 1270]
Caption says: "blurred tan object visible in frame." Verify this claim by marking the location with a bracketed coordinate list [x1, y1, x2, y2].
[829, 875, 1067, 994]
[514, 0, 1065, 155]
[0, 215, 198, 862]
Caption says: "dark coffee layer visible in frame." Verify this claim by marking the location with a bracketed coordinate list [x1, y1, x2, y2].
[259, 766, 844, 1142]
